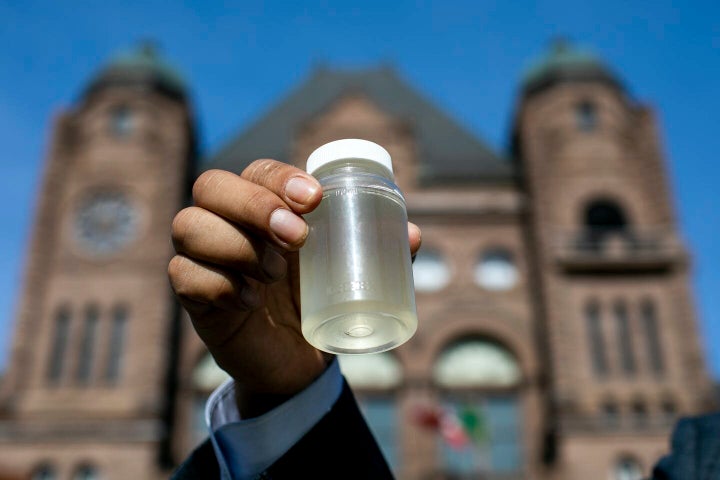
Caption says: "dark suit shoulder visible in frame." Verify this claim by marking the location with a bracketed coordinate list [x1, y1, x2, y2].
[651, 412, 720, 480]
[171, 438, 220, 480]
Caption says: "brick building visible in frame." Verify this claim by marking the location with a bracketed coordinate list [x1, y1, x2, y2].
[0, 42, 714, 480]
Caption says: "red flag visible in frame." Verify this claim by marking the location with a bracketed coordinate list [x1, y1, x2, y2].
[410, 404, 471, 449]
[411, 403, 442, 429]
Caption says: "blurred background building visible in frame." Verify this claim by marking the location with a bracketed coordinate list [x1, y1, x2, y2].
[0, 40, 715, 480]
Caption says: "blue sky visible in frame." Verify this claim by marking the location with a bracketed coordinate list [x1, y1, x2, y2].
[1, 0, 718, 378]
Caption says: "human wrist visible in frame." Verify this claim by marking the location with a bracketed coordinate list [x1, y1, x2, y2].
[234, 353, 336, 418]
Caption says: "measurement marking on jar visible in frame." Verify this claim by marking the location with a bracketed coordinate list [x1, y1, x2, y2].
[326, 281, 374, 296]
[329, 187, 361, 197]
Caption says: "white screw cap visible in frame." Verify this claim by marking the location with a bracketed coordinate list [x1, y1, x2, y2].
[306, 139, 393, 175]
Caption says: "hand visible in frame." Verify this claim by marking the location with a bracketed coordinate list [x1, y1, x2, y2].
[168, 160, 422, 416]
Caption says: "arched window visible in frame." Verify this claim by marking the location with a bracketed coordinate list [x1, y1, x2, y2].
[614, 301, 636, 376]
[585, 301, 608, 376]
[47, 306, 71, 384]
[105, 304, 128, 383]
[109, 105, 134, 138]
[72, 464, 100, 480]
[582, 199, 628, 250]
[31, 463, 56, 480]
[191, 353, 231, 448]
[601, 400, 620, 428]
[631, 399, 648, 428]
[474, 249, 518, 291]
[433, 339, 522, 475]
[433, 339, 521, 388]
[413, 249, 451, 292]
[640, 300, 665, 376]
[661, 398, 677, 424]
[576, 100, 598, 131]
[339, 353, 403, 469]
[585, 200, 627, 231]
[76, 304, 100, 384]
[613, 455, 643, 480]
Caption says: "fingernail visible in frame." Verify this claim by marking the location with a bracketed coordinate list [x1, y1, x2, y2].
[262, 248, 287, 280]
[240, 287, 260, 308]
[269, 208, 307, 245]
[411, 223, 422, 247]
[285, 177, 319, 205]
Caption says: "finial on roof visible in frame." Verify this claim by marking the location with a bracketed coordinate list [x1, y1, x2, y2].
[138, 39, 160, 58]
[550, 36, 571, 54]
[82, 39, 187, 100]
[520, 39, 622, 97]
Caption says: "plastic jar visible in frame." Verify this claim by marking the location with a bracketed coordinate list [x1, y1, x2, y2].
[300, 139, 418, 354]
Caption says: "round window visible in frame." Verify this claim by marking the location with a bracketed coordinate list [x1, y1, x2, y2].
[475, 249, 518, 291]
[413, 249, 450, 292]
[74, 191, 139, 256]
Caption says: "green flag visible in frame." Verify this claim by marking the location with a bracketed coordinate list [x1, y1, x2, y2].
[459, 405, 487, 444]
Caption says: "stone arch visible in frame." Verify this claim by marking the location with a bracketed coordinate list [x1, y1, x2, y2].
[420, 314, 535, 386]
[427, 318, 528, 476]
[584, 198, 628, 230]
[575, 190, 636, 228]
[432, 337, 522, 389]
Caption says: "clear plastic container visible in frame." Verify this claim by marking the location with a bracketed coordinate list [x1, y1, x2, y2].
[300, 139, 417, 354]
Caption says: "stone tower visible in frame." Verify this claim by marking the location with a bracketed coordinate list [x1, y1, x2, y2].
[0, 44, 196, 479]
[513, 41, 713, 478]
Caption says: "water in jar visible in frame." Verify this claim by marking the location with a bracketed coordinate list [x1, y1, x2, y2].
[300, 184, 417, 354]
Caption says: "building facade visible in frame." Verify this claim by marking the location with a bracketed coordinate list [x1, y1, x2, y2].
[0, 42, 714, 480]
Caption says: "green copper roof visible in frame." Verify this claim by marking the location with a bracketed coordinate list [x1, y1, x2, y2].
[84, 42, 187, 99]
[521, 40, 622, 96]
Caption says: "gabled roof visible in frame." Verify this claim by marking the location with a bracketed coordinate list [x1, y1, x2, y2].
[204, 67, 514, 186]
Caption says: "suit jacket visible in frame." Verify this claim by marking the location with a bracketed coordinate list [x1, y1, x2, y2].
[651, 412, 720, 480]
[171, 381, 393, 480]
[173, 381, 719, 480]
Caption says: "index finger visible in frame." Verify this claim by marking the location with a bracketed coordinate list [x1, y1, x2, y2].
[193, 169, 309, 249]
[241, 159, 322, 214]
